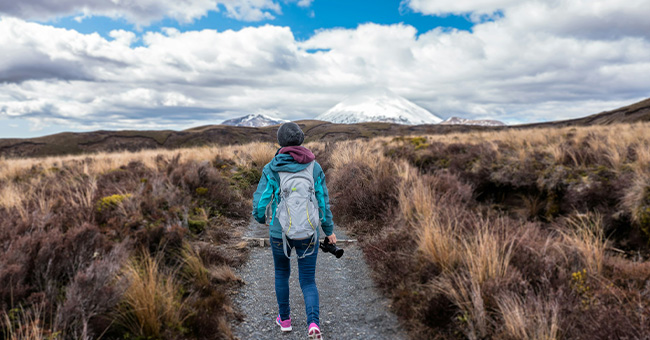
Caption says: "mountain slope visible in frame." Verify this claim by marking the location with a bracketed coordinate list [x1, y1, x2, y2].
[0, 121, 498, 158]
[317, 88, 442, 125]
[519, 97, 650, 127]
[440, 117, 506, 126]
[3, 97, 648, 159]
[221, 113, 287, 127]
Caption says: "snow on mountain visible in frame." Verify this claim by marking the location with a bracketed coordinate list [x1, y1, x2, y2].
[439, 117, 506, 127]
[221, 113, 288, 127]
[316, 88, 442, 125]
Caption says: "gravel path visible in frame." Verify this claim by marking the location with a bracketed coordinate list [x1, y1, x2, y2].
[231, 220, 407, 340]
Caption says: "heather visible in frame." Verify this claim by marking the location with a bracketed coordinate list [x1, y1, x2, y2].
[327, 122, 650, 339]
[2, 122, 650, 339]
[0, 143, 275, 339]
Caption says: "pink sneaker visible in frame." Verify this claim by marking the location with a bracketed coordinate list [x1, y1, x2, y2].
[276, 315, 292, 332]
[308, 323, 322, 339]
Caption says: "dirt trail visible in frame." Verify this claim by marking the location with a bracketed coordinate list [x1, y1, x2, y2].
[231, 220, 407, 340]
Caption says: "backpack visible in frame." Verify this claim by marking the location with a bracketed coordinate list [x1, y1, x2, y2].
[275, 161, 320, 259]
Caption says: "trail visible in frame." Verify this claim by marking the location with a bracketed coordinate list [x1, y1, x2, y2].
[232, 219, 407, 340]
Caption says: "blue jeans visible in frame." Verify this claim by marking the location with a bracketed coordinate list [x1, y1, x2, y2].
[270, 236, 320, 327]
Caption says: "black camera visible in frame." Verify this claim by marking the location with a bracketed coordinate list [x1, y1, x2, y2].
[319, 237, 344, 258]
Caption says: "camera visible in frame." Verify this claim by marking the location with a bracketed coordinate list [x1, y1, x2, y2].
[319, 237, 344, 258]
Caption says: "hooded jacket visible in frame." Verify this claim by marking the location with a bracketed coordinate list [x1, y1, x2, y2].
[252, 146, 334, 239]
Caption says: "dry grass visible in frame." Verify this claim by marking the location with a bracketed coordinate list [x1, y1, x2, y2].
[496, 293, 559, 340]
[413, 122, 650, 176]
[462, 221, 514, 284]
[116, 251, 188, 338]
[0, 181, 27, 211]
[245, 142, 278, 168]
[0, 141, 280, 184]
[1, 305, 61, 340]
[417, 218, 463, 273]
[430, 273, 487, 340]
[622, 172, 650, 225]
[399, 164, 513, 282]
[398, 166, 463, 271]
[560, 213, 607, 276]
[329, 140, 387, 172]
[179, 242, 210, 288]
[208, 266, 241, 283]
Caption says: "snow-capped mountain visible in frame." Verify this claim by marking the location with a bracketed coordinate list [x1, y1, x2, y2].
[439, 117, 506, 127]
[316, 88, 442, 125]
[221, 114, 288, 127]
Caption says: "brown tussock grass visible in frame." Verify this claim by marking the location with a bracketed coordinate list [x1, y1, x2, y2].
[417, 218, 463, 273]
[462, 221, 514, 284]
[209, 265, 241, 283]
[622, 172, 650, 225]
[1, 305, 61, 340]
[0, 141, 280, 184]
[496, 293, 559, 340]
[430, 273, 487, 340]
[245, 142, 278, 168]
[560, 213, 607, 276]
[116, 251, 188, 338]
[400, 162, 513, 282]
[179, 242, 211, 288]
[329, 140, 387, 172]
[0, 181, 27, 211]
[398, 164, 464, 271]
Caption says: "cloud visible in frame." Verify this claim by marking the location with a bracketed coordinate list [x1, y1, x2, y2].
[402, 0, 518, 18]
[0, 0, 296, 26]
[297, 0, 314, 8]
[403, 0, 650, 38]
[2, 0, 650, 135]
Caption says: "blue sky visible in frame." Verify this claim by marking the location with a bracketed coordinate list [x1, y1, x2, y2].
[1, 0, 649, 138]
[46, 1, 474, 43]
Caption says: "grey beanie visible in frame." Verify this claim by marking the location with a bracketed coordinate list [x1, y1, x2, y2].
[277, 122, 304, 147]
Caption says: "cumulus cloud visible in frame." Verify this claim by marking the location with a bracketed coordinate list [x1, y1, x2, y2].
[404, 0, 650, 38]
[0, 0, 299, 26]
[2, 0, 650, 135]
[402, 0, 518, 18]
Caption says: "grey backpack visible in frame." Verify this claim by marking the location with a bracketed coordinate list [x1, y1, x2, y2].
[275, 161, 321, 259]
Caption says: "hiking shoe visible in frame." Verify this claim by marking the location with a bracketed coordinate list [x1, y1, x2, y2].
[276, 315, 292, 332]
[308, 323, 322, 339]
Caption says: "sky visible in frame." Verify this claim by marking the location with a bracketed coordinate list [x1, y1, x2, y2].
[1, 0, 649, 138]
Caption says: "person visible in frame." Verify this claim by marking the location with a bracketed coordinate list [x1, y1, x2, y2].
[252, 122, 336, 340]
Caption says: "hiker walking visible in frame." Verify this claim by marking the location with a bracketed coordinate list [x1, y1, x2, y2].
[252, 122, 336, 340]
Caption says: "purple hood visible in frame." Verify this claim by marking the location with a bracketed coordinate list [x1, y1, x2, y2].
[279, 146, 315, 164]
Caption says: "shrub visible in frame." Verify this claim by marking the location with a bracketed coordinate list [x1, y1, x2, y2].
[96, 193, 132, 213]
[169, 160, 250, 219]
[59, 241, 129, 339]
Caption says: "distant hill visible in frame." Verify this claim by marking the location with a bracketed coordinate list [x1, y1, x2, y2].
[440, 117, 505, 127]
[0, 121, 498, 159]
[1, 97, 648, 159]
[316, 88, 443, 125]
[221, 113, 287, 127]
[518, 97, 650, 127]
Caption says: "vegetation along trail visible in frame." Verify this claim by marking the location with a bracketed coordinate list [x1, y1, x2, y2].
[232, 219, 407, 340]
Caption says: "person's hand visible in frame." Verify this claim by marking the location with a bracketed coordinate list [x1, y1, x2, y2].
[326, 233, 337, 244]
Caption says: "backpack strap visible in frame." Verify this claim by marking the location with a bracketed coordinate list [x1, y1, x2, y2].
[283, 232, 317, 259]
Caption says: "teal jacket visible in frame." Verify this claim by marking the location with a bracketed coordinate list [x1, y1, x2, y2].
[252, 150, 334, 239]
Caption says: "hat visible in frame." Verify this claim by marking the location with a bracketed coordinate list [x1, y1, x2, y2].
[277, 122, 304, 147]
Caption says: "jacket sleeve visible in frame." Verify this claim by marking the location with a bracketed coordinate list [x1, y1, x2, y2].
[314, 162, 334, 236]
[252, 167, 275, 224]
